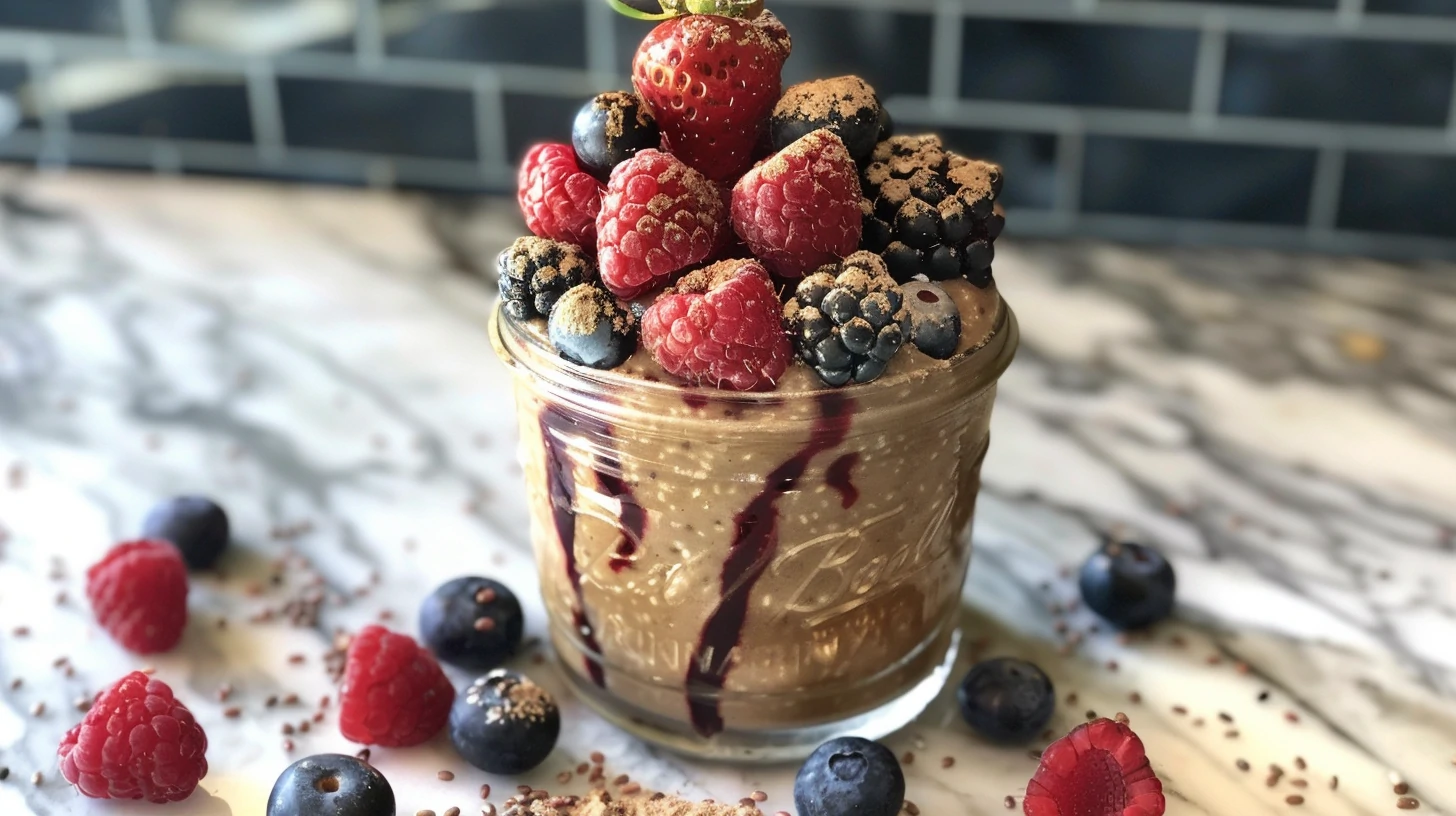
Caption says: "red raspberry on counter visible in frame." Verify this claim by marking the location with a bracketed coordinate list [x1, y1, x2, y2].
[86, 539, 189, 654]
[640, 258, 792, 391]
[596, 148, 726, 299]
[1023, 718, 1165, 816]
[518, 143, 604, 250]
[58, 671, 208, 803]
[632, 11, 791, 183]
[732, 129, 863, 278]
[338, 625, 455, 747]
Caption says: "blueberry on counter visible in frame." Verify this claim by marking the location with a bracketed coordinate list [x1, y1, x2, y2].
[573, 91, 661, 183]
[266, 754, 394, 816]
[450, 670, 560, 775]
[794, 737, 904, 816]
[956, 657, 1056, 744]
[1079, 539, 1177, 630]
[140, 495, 230, 570]
[901, 281, 961, 360]
[420, 577, 524, 672]
[548, 283, 637, 370]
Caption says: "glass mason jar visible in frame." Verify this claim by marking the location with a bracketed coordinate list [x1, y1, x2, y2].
[491, 293, 1018, 761]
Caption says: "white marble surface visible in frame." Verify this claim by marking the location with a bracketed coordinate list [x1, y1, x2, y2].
[1, 170, 1454, 816]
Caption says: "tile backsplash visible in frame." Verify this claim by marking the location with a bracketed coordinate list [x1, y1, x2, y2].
[0, 0, 1452, 259]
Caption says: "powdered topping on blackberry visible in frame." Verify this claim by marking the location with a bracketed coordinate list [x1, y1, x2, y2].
[499, 237, 595, 321]
[784, 251, 909, 386]
[860, 134, 1004, 286]
[770, 77, 882, 163]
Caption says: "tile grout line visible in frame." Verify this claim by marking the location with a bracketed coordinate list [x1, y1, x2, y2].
[473, 72, 510, 174]
[22, 39, 69, 169]
[929, 0, 964, 103]
[245, 58, 287, 165]
[1336, 0, 1366, 29]
[1054, 128, 1085, 218]
[1447, 59, 1456, 143]
[1306, 145, 1346, 232]
[354, 0, 384, 68]
[1189, 19, 1227, 124]
[118, 0, 156, 57]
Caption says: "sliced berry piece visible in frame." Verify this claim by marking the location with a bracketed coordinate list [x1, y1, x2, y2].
[640, 258, 791, 391]
[497, 236, 595, 322]
[596, 148, 725, 299]
[1024, 719, 1166, 816]
[957, 657, 1055, 744]
[548, 283, 638, 370]
[783, 251, 909, 386]
[86, 539, 189, 654]
[450, 670, 560, 775]
[732, 129, 862, 278]
[902, 280, 961, 359]
[794, 737, 904, 816]
[572, 91, 661, 183]
[58, 671, 208, 802]
[419, 577, 524, 673]
[1079, 540, 1177, 630]
[140, 495, 230, 570]
[518, 143, 605, 250]
[860, 135, 1004, 285]
[770, 76, 883, 165]
[632, 11, 791, 182]
[267, 754, 394, 816]
[338, 625, 454, 747]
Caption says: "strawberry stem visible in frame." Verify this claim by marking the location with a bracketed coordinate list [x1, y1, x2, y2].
[603, 0, 677, 21]
[604, 0, 764, 20]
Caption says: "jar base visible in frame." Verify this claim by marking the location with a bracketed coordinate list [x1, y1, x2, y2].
[558, 628, 961, 764]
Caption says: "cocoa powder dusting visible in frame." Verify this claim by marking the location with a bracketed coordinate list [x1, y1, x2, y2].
[773, 76, 876, 122]
[507, 790, 758, 816]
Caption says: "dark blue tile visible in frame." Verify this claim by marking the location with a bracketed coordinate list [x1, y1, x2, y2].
[933, 126, 1058, 210]
[1222, 35, 1454, 126]
[1339, 153, 1456, 238]
[278, 78, 476, 160]
[71, 76, 253, 142]
[961, 21, 1199, 110]
[0, 0, 123, 34]
[614, 9, 933, 98]
[1082, 137, 1316, 224]
[389, 2, 585, 69]
[504, 93, 586, 164]
[0, 61, 26, 94]
[1123, 0, 1333, 7]
[1367, 0, 1456, 15]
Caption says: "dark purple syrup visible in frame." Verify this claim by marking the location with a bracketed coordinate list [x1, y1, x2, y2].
[682, 392, 710, 409]
[826, 452, 861, 509]
[684, 393, 855, 736]
[539, 404, 649, 686]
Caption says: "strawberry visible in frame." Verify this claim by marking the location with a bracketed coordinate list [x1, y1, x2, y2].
[1024, 719, 1165, 816]
[632, 11, 792, 183]
[732, 129, 862, 278]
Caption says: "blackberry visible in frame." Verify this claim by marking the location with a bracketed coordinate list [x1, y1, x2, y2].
[783, 251, 909, 387]
[770, 76, 883, 165]
[497, 236, 594, 322]
[859, 135, 1005, 286]
[572, 91, 660, 183]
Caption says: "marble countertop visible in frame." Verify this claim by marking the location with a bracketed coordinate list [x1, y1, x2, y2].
[0, 171, 1453, 816]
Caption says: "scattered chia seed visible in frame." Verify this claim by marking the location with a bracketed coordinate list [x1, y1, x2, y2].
[483, 806, 498, 816]
[1065, 693, 1078, 705]
[1225, 730, 1240, 739]
[1259, 690, 1271, 702]
[439, 771, 456, 782]
[901, 752, 914, 765]
[1397, 797, 1420, 810]
[621, 782, 641, 795]
[283, 739, 294, 752]
[751, 791, 767, 802]
[30, 701, 44, 717]
[223, 706, 241, 718]
[216, 684, 233, 702]
[358, 748, 372, 762]
[1290, 779, 1307, 789]
[13, 626, 29, 637]
[298, 720, 310, 733]
[557, 772, 572, 784]
[1285, 711, 1300, 724]
[1286, 794, 1304, 805]
[1086, 710, 1098, 720]
[265, 695, 279, 708]
[31, 772, 43, 786]
[1330, 776, 1338, 790]
[589, 752, 605, 765]
[1004, 796, 1016, 809]
[1294, 757, 1306, 770]
[0, 767, 8, 781]
[281, 723, 294, 735]
[1192, 717, 1205, 728]
[1236, 759, 1250, 772]
[1218, 712, 1234, 723]
[941, 757, 955, 769]
[1106, 660, 1119, 672]
[417, 810, 436, 816]
[1129, 692, 1143, 704]
[8, 678, 19, 690]
[1173, 706, 1188, 716]
[612, 775, 629, 786]
[904, 801, 920, 816]
[283, 693, 300, 705]
[446, 808, 462, 816]
[1115, 712, 1130, 725]
[74, 696, 90, 712]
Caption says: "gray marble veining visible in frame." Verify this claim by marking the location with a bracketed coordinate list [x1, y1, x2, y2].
[0, 171, 1452, 816]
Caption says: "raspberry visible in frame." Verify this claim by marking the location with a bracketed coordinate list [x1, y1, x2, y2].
[338, 625, 454, 747]
[86, 539, 188, 654]
[58, 671, 208, 803]
[518, 143, 604, 250]
[640, 258, 791, 391]
[732, 129, 863, 278]
[596, 149, 725, 299]
[1023, 718, 1165, 816]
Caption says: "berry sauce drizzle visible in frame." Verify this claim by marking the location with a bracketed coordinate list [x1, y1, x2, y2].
[538, 404, 649, 686]
[685, 392, 855, 737]
[825, 452, 861, 509]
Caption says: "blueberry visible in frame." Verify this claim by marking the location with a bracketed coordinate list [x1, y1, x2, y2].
[1079, 539, 1177, 630]
[902, 281, 961, 360]
[450, 670, 560, 775]
[420, 577, 524, 672]
[956, 657, 1055, 744]
[548, 283, 637, 370]
[140, 495, 230, 570]
[794, 737, 904, 816]
[770, 77, 883, 164]
[572, 92, 660, 183]
[266, 754, 394, 816]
